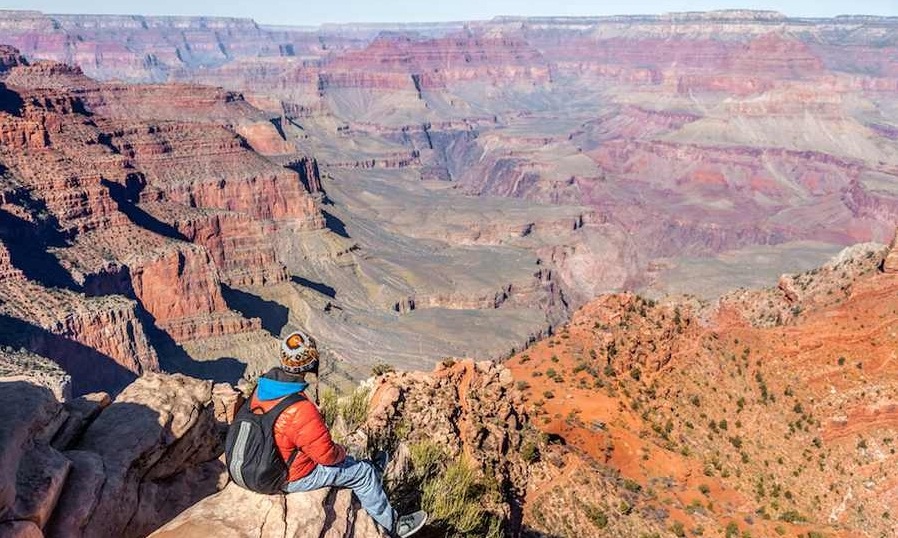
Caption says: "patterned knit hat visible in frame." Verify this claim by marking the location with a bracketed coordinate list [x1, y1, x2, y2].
[280, 330, 319, 375]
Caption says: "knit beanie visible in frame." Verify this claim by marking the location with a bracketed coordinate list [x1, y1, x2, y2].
[280, 330, 320, 375]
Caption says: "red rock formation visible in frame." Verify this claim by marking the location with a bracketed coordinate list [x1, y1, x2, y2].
[320, 33, 551, 90]
[507, 244, 898, 537]
[843, 179, 898, 228]
[0, 278, 159, 394]
[234, 120, 294, 155]
[128, 243, 258, 342]
[0, 50, 328, 392]
[0, 241, 25, 283]
[0, 44, 25, 71]
[149, 205, 288, 287]
[285, 157, 324, 195]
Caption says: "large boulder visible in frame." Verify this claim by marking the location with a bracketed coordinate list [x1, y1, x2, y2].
[43, 451, 105, 537]
[149, 483, 387, 538]
[65, 372, 223, 538]
[3, 373, 228, 538]
[50, 392, 110, 451]
[0, 381, 69, 533]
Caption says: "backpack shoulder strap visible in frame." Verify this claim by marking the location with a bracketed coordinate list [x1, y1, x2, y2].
[265, 392, 306, 421]
[263, 392, 307, 470]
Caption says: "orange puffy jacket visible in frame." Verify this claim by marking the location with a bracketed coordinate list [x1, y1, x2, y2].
[250, 391, 346, 482]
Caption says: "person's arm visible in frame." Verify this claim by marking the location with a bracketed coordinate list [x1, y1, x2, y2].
[291, 400, 346, 466]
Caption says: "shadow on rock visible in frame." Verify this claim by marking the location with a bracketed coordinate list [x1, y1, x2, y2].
[0, 313, 137, 395]
[174, 356, 247, 386]
[0, 83, 24, 115]
[222, 284, 289, 337]
[323, 209, 350, 238]
[20, 373, 230, 538]
[291, 275, 337, 299]
[102, 176, 189, 242]
[81, 263, 248, 387]
[0, 201, 79, 291]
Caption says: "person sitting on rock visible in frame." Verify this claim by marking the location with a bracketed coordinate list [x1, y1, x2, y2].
[250, 330, 427, 538]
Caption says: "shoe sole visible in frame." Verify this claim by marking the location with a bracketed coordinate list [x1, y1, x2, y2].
[398, 515, 427, 538]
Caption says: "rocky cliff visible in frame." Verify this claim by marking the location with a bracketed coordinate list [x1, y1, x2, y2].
[0, 373, 231, 538]
[0, 47, 332, 392]
[0, 357, 539, 538]
[505, 233, 898, 537]
[0, 369, 390, 538]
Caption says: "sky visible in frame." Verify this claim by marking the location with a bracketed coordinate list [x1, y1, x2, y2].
[1, 0, 895, 25]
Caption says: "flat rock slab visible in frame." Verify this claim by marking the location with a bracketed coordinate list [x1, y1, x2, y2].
[150, 483, 387, 538]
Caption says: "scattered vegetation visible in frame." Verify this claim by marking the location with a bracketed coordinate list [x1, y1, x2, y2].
[408, 441, 504, 538]
[371, 362, 396, 376]
[319, 386, 370, 432]
[583, 504, 608, 529]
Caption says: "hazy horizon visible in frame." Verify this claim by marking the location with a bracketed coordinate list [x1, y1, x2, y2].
[1, 1, 895, 26]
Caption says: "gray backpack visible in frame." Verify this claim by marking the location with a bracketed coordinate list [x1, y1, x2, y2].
[224, 392, 304, 494]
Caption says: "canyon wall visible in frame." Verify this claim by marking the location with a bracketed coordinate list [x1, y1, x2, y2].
[0, 47, 325, 393]
[2, 9, 898, 397]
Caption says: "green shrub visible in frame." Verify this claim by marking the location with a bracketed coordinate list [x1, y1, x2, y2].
[371, 362, 396, 376]
[725, 522, 739, 538]
[421, 459, 503, 537]
[779, 510, 807, 523]
[410, 441, 447, 480]
[583, 504, 608, 529]
[343, 388, 370, 432]
[521, 441, 539, 463]
[319, 388, 339, 429]
[669, 521, 686, 537]
[318, 387, 369, 432]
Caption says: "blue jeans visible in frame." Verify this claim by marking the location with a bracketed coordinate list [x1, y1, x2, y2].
[284, 457, 396, 531]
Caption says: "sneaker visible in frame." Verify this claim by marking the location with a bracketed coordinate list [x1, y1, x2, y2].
[393, 510, 427, 538]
